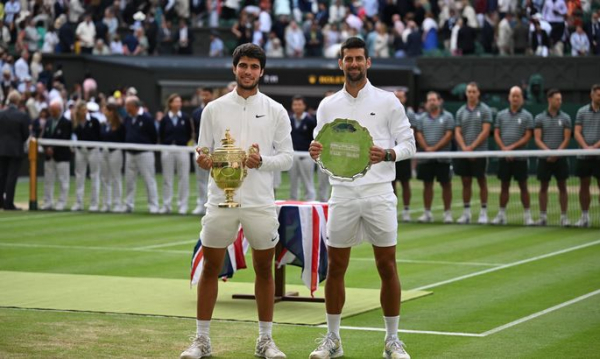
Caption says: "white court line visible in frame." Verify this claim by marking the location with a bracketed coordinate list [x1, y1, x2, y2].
[0, 242, 189, 255]
[412, 239, 600, 291]
[352, 258, 501, 267]
[134, 239, 198, 250]
[480, 289, 600, 336]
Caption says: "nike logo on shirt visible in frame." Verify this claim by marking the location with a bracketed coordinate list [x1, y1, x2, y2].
[256, 114, 266, 118]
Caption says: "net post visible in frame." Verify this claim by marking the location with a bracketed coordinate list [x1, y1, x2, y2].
[28, 137, 38, 210]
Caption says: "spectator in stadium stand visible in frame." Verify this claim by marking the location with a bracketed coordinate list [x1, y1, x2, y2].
[123, 96, 159, 213]
[3, 0, 20, 28]
[191, 88, 215, 216]
[0, 91, 30, 211]
[415, 91, 455, 224]
[158, 93, 193, 214]
[30, 108, 49, 139]
[76, 13, 96, 54]
[100, 102, 126, 213]
[71, 100, 102, 211]
[570, 25, 590, 56]
[14, 50, 30, 83]
[573, 84, 600, 228]
[175, 18, 193, 55]
[542, 0, 567, 54]
[285, 20, 306, 57]
[404, 20, 422, 57]
[181, 43, 292, 359]
[393, 89, 417, 222]
[492, 86, 535, 226]
[157, 19, 175, 55]
[533, 88, 572, 227]
[208, 30, 225, 57]
[457, 17, 476, 55]
[454, 82, 493, 225]
[289, 95, 317, 201]
[58, 15, 75, 53]
[41, 99, 71, 211]
[512, 13, 530, 55]
[586, 11, 600, 55]
[497, 12, 513, 55]
[531, 19, 551, 56]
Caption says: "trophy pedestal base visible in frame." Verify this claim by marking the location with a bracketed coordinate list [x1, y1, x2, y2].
[218, 202, 240, 208]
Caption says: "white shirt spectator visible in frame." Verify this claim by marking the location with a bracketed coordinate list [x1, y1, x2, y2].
[1, 23, 12, 46]
[363, 0, 379, 18]
[462, 2, 479, 28]
[259, 10, 272, 33]
[209, 37, 225, 57]
[42, 31, 59, 53]
[285, 22, 306, 57]
[110, 39, 125, 54]
[76, 20, 96, 48]
[529, 15, 552, 35]
[345, 13, 363, 31]
[273, 0, 291, 16]
[15, 57, 30, 82]
[497, 17, 513, 54]
[265, 35, 284, 57]
[69, 0, 86, 23]
[570, 29, 590, 56]
[542, 0, 567, 22]
[4, 0, 20, 25]
[329, 1, 347, 24]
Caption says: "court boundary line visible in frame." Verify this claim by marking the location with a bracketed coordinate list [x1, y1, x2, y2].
[351, 258, 502, 267]
[411, 239, 600, 291]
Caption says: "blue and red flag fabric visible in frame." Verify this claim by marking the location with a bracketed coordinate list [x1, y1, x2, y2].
[190, 201, 328, 297]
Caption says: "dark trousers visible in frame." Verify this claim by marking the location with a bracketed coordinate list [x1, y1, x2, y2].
[0, 156, 23, 209]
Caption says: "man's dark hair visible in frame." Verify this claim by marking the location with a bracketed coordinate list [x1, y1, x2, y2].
[292, 95, 305, 103]
[339, 37, 369, 59]
[201, 87, 214, 93]
[592, 84, 600, 92]
[232, 43, 266, 70]
[546, 88, 561, 98]
[467, 81, 479, 89]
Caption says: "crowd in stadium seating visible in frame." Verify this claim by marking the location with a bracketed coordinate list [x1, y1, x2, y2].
[0, 0, 599, 62]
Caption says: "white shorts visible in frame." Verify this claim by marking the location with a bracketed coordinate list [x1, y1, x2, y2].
[327, 185, 398, 248]
[200, 205, 280, 250]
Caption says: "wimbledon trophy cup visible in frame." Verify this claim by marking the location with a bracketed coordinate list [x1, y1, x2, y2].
[199, 129, 257, 208]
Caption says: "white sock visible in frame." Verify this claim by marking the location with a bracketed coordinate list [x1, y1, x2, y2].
[425, 210, 432, 216]
[326, 314, 341, 337]
[258, 321, 272, 338]
[498, 208, 506, 216]
[582, 211, 589, 219]
[383, 316, 399, 340]
[196, 320, 210, 338]
[540, 212, 547, 219]
[561, 212, 567, 219]
[524, 209, 531, 219]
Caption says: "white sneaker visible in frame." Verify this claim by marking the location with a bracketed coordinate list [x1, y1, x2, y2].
[89, 205, 99, 212]
[99, 205, 109, 212]
[443, 212, 453, 224]
[40, 203, 53, 210]
[417, 213, 433, 223]
[179, 208, 188, 215]
[491, 214, 506, 225]
[159, 207, 170, 214]
[71, 204, 83, 212]
[401, 210, 411, 223]
[383, 336, 410, 359]
[560, 217, 571, 227]
[149, 207, 159, 214]
[477, 211, 488, 224]
[255, 336, 286, 359]
[456, 212, 471, 224]
[54, 204, 66, 211]
[535, 218, 547, 226]
[180, 335, 211, 359]
[309, 333, 343, 359]
[524, 217, 535, 226]
[575, 217, 590, 228]
[192, 205, 206, 215]
[112, 205, 126, 213]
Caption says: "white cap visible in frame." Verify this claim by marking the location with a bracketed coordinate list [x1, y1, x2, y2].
[87, 102, 100, 112]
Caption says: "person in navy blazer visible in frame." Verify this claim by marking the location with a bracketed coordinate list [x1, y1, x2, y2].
[123, 96, 159, 213]
[158, 93, 193, 214]
[41, 99, 72, 210]
[0, 91, 30, 210]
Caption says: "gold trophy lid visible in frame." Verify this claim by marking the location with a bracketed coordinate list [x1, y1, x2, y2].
[221, 129, 236, 148]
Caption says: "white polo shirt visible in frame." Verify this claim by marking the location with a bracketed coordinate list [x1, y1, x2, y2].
[315, 80, 416, 190]
[197, 89, 293, 207]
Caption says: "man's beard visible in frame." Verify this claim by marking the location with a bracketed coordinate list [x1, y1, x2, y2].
[236, 75, 259, 91]
[345, 70, 365, 83]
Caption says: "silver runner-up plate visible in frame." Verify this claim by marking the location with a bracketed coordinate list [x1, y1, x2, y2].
[314, 118, 374, 181]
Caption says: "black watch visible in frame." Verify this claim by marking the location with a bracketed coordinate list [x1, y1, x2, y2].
[384, 149, 394, 162]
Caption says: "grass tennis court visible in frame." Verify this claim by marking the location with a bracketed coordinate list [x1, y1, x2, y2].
[1, 176, 599, 358]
